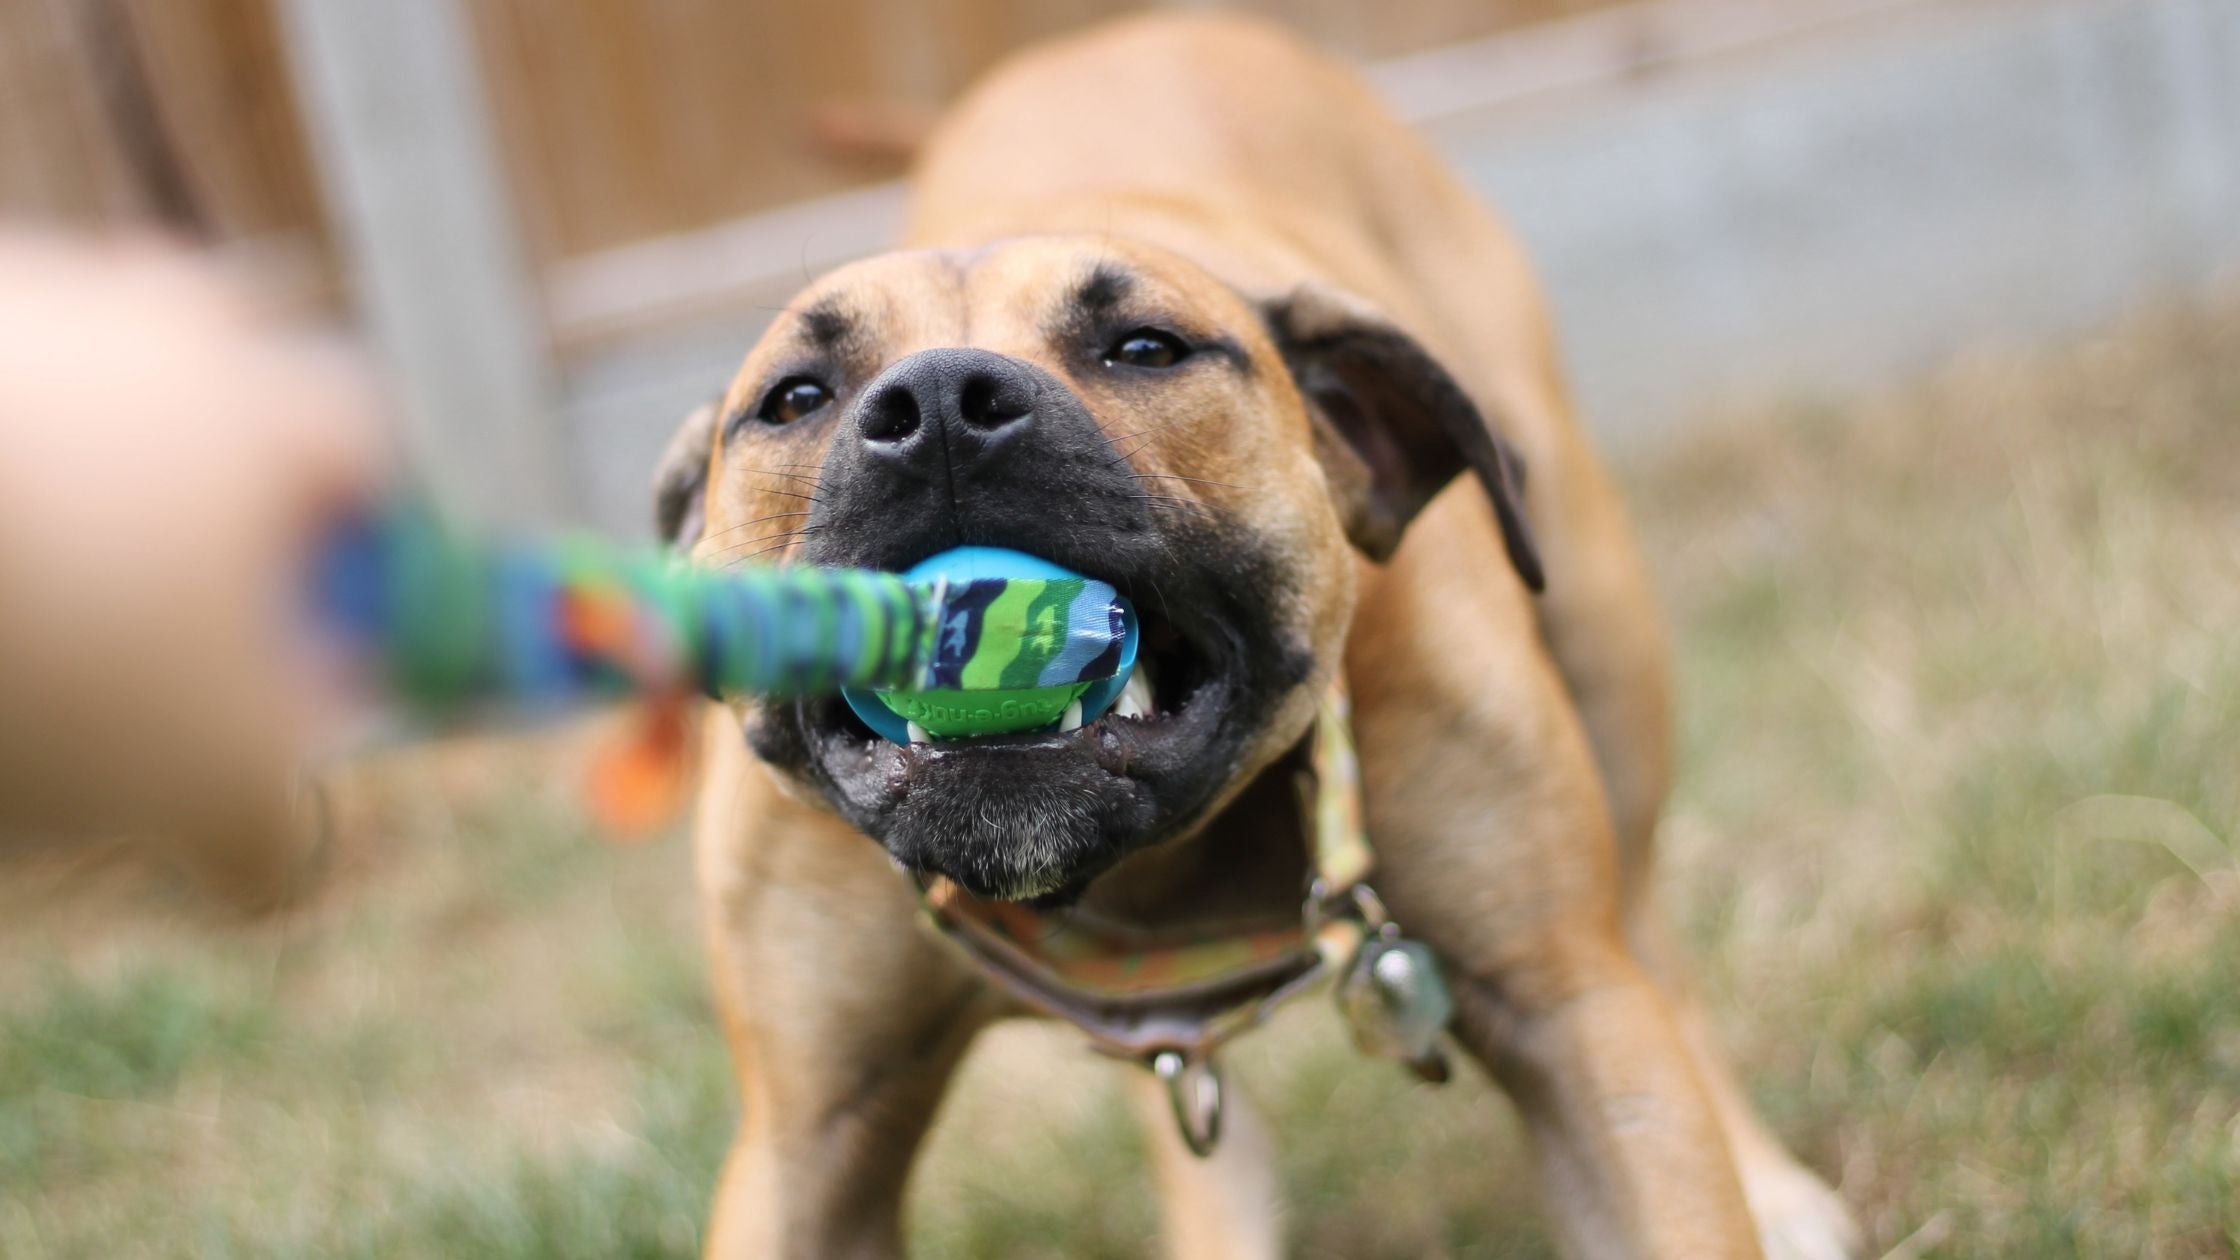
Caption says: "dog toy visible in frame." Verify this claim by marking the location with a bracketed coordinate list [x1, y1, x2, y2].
[313, 504, 1138, 741]
[841, 546, 1139, 742]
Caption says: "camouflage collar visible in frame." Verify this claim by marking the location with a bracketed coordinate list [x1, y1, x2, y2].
[913, 682, 1454, 1157]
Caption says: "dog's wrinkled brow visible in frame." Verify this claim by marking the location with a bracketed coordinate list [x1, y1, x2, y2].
[1074, 263, 1133, 314]
[1049, 259, 1255, 372]
[796, 297, 853, 351]
[1047, 262, 1137, 350]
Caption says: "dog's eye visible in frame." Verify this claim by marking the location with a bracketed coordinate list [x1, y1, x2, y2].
[756, 377, 833, 426]
[1103, 329, 1191, 370]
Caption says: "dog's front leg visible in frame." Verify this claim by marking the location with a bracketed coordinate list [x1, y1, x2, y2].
[695, 722, 999, 1260]
[1350, 589, 1760, 1257]
[702, 978, 985, 1260]
[1134, 1071, 1283, 1260]
[1370, 767, 1763, 1258]
[1446, 938, 1762, 1260]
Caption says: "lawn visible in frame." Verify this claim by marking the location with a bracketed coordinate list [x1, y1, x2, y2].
[2, 295, 2235, 1258]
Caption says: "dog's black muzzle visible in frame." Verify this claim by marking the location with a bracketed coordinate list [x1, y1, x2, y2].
[741, 348, 1310, 901]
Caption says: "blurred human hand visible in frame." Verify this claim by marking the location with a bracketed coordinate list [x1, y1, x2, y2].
[0, 231, 388, 899]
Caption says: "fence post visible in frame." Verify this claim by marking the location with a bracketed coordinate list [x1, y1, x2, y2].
[274, 0, 569, 527]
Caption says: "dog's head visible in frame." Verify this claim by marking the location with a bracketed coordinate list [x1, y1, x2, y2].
[657, 237, 1539, 901]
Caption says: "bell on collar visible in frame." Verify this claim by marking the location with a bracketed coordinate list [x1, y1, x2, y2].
[1336, 935, 1455, 1073]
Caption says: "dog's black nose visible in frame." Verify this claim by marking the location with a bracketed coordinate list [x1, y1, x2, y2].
[856, 348, 1038, 467]
[810, 347, 1145, 572]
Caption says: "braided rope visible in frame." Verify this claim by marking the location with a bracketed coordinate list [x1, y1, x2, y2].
[314, 502, 1126, 720]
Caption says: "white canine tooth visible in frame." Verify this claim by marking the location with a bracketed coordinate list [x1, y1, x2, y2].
[906, 721, 932, 744]
[1058, 699, 1085, 733]
[1114, 665, 1154, 719]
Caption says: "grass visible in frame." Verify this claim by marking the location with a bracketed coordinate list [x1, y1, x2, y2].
[3, 294, 2237, 1257]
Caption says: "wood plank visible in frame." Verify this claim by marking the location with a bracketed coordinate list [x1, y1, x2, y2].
[0, 0, 141, 222]
[276, 0, 569, 526]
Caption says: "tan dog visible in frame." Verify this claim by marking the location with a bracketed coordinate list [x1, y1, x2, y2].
[657, 15, 1859, 1259]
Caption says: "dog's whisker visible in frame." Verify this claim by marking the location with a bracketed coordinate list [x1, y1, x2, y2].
[707, 521, 811, 549]
[703, 543, 801, 570]
[1125, 494, 1215, 519]
[698, 525, 816, 565]
[694, 526, 787, 553]
[744, 486, 828, 505]
[740, 463, 833, 485]
[1133, 472, 1241, 491]
[729, 529, 822, 565]
[739, 469, 828, 493]
[697, 512, 813, 547]
[1102, 419, 1190, 465]
[1146, 572, 1175, 624]
[731, 510, 814, 529]
[1105, 417, 1186, 444]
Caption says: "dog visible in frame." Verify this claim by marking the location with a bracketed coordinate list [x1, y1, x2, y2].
[655, 14, 1860, 1259]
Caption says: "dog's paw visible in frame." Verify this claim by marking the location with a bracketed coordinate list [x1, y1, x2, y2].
[1743, 1156, 1862, 1260]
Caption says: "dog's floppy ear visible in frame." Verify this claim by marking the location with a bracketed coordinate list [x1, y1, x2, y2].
[1263, 284, 1544, 591]
[653, 397, 722, 549]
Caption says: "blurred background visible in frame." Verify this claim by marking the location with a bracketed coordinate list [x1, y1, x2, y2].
[2, 0, 2236, 1256]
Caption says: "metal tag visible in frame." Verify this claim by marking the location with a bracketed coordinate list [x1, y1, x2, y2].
[1152, 1050, 1224, 1157]
[1335, 935, 1455, 1071]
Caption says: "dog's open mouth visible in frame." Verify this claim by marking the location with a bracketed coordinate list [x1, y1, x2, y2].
[778, 594, 1247, 903]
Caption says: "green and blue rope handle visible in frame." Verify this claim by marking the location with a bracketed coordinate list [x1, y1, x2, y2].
[312, 500, 1136, 734]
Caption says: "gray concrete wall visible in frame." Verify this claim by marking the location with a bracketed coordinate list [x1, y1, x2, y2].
[562, 0, 2240, 536]
[1453, 0, 2240, 442]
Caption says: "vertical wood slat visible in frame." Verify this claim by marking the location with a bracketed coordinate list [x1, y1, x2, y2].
[276, 0, 569, 527]
[0, 0, 334, 299]
[118, 0, 330, 246]
[0, 0, 143, 222]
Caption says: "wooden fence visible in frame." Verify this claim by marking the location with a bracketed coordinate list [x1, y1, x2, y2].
[0, 0, 1617, 278]
[0, 0, 1620, 523]
[14, 0, 2218, 544]
[0, 0, 329, 292]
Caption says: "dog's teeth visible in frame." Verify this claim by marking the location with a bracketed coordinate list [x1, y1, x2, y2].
[906, 721, 932, 744]
[1058, 699, 1084, 733]
[1114, 665, 1153, 719]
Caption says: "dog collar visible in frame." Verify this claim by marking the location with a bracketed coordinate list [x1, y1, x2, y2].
[913, 682, 1456, 1156]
